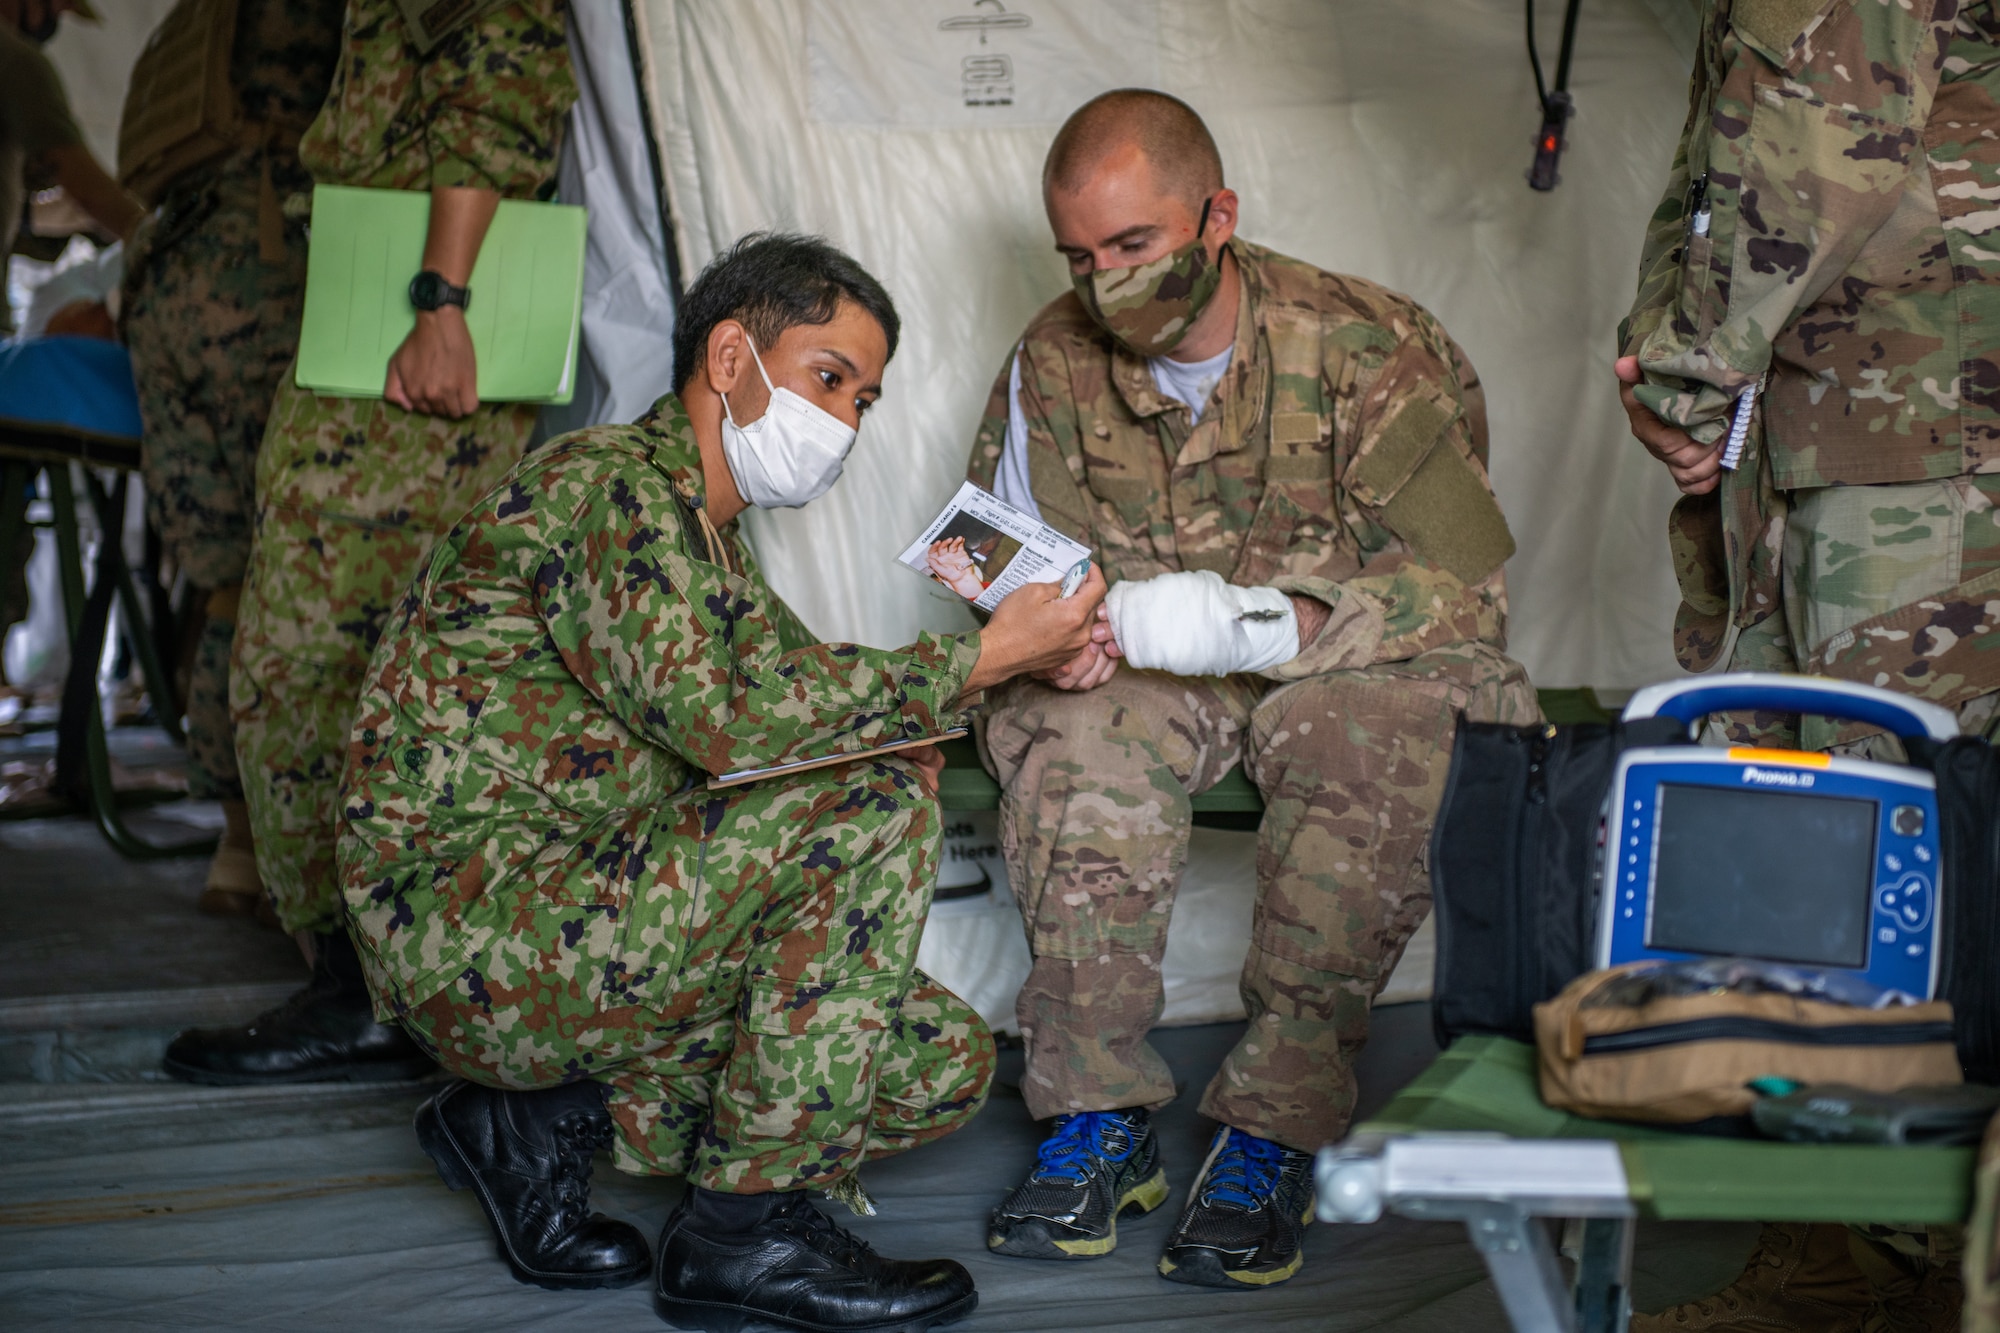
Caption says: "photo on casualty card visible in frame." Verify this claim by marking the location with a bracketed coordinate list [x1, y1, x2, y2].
[898, 481, 1092, 613]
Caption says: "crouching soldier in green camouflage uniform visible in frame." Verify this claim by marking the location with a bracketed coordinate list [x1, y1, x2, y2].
[1616, 3, 2000, 1329]
[338, 234, 1107, 1327]
[967, 90, 1538, 1289]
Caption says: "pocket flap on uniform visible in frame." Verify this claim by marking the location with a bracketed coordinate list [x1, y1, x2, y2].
[1086, 474, 1154, 504]
[1264, 454, 1327, 483]
[742, 969, 907, 1037]
[1270, 411, 1323, 447]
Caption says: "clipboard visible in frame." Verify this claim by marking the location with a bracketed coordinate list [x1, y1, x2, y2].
[706, 728, 969, 791]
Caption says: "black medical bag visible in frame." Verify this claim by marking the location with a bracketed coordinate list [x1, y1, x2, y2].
[1427, 708, 2000, 1082]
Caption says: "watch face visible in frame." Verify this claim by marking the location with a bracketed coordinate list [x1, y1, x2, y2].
[410, 271, 468, 311]
[409, 271, 442, 309]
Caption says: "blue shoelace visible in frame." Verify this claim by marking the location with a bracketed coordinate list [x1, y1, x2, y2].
[1198, 1127, 1287, 1209]
[1032, 1111, 1136, 1183]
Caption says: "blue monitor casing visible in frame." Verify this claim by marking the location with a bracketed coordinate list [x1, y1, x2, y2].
[1594, 745, 1943, 1000]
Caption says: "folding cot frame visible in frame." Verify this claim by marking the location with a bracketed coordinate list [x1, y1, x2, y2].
[1314, 1035, 1976, 1333]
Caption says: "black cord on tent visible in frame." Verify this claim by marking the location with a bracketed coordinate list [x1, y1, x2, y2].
[1526, 0, 1583, 191]
[623, 0, 684, 303]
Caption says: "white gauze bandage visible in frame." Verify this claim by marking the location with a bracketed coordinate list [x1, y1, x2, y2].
[1104, 570, 1299, 677]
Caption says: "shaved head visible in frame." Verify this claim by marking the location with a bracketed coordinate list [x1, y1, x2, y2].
[1043, 89, 1224, 210]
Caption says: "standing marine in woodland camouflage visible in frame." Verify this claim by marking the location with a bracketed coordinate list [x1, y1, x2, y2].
[970, 89, 1537, 1290]
[121, 0, 345, 918]
[161, 0, 576, 1088]
[1616, 2, 2000, 1328]
[337, 232, 1105, 1327]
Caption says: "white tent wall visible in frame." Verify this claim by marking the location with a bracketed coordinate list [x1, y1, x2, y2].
[540, 1, 680, 436]
[43, 2, 178, 169]
[635, 0, 1695, 691]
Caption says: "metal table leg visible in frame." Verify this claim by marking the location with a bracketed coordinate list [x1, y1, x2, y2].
[1424, 1199, 1577, 1332]
[47, 461, 213, 859]
[1319, 1135, 1635, 1333]
[80, 468, 182, 745]
[45, 460, 87, 641]
[1572, 1216, 1635, 1333]
[0, 458, 30, 586]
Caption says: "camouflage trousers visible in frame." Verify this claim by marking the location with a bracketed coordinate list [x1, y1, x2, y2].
[234, 376, 535, 932]
[124, 190, 307, 800]
[981, 646, 1537, 1151]
[1719, 475, 2000, 747]
[352, 759, 993, 1192]
[1716, 476, 1992, 1274]
[1966, 1111, 2000, 1333]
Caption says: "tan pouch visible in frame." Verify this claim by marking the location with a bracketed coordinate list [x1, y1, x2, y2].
[1535, 963, 1960, 1124]
[117, 0, 243, 208]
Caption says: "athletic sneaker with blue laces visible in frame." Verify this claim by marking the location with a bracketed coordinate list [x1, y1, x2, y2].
[987, 1108, 1169, 1259]
[1157, 1124, 1315, 1287]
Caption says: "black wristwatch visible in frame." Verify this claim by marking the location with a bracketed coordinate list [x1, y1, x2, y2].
[408, 269, 471, 312]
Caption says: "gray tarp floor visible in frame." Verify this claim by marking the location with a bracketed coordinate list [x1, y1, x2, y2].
[1, 728, 1759, 1331]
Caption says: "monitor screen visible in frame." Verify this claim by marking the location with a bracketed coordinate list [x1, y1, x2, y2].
[1647, 783, 1877, 969]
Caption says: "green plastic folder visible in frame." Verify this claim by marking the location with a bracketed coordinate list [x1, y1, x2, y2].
[294, 185, 586, 404]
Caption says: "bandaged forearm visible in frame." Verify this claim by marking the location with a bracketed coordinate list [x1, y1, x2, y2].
[1104, 570, 1298, 676]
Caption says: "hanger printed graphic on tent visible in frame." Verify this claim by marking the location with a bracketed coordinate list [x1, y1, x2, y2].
[940, 0, 1032, 108]
[938, 0, 1032, 45]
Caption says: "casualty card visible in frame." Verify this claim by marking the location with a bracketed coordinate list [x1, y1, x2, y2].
[898, 482, 1092, 613]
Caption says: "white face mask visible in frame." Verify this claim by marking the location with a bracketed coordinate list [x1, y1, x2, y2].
[719, 334, 859, 509]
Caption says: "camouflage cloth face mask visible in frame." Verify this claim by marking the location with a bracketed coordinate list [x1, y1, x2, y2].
[1073, 199, 1222, 357]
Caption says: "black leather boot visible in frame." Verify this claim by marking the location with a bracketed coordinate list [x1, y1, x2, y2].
[654, 1186, 978, 1332]
[417, 1079, 650, 1290]
[161, 929, 435, 1085]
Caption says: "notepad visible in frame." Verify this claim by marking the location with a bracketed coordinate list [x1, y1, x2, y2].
[294, 184, 586, 404]
[705, 729, 970, 791]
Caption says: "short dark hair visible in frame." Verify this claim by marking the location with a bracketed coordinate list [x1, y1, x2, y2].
[671, 232, 901, 394]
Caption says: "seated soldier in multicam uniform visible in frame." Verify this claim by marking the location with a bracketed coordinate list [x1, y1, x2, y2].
[337, 235, 1107, 1332]
[969, 90, 1538, 1288]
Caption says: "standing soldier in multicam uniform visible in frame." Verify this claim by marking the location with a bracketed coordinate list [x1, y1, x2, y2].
[121, 0, 345, 920]
[337, 232, 1105, 1326]
[1616, 2, 2000, 1329]
[161, 0, 576, 1087]
[969, 89, 1538, 1289]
